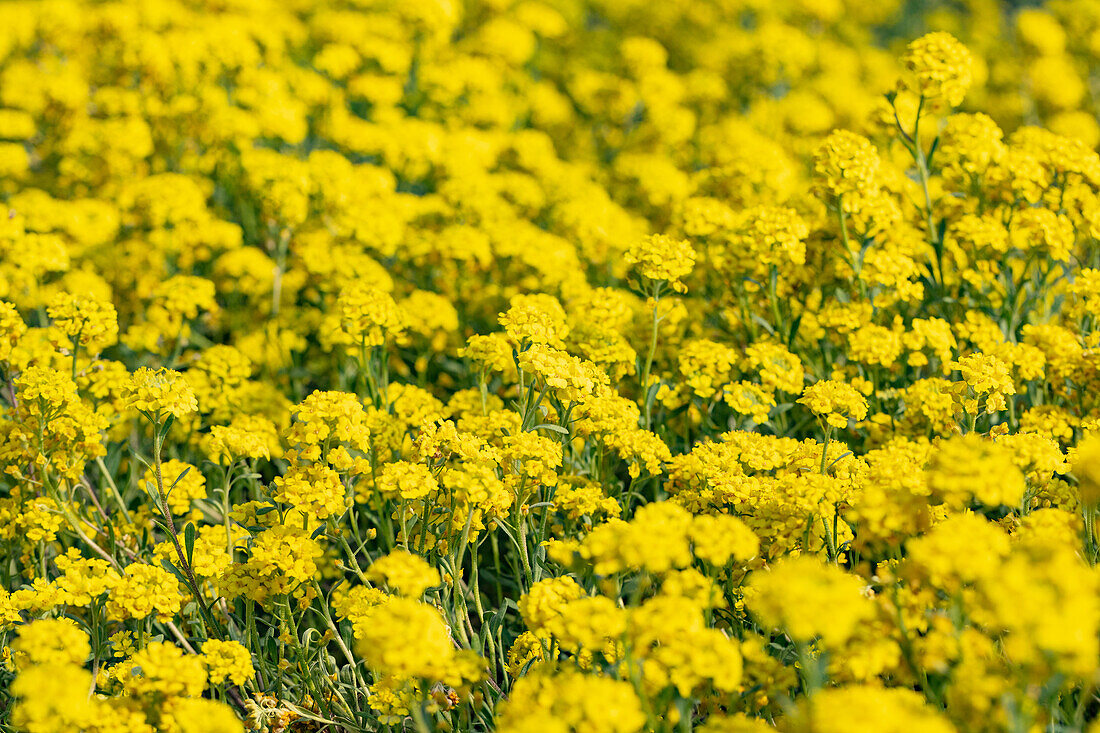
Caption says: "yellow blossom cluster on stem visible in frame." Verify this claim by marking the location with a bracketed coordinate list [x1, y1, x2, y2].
[4, 4, 1100, 733]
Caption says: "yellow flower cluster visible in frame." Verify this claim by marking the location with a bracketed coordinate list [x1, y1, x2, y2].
[46, 292, 119, 356]
[625, 234, 697, 293]
[5, 3, 1100, 733]
[125, 367, 198, 420]
[798, 380, 870, 430]
[9, 622, 241, 732]
[901, 31, 975, 108]
[746, 556, 874, 646]
[366, 549, 441, 598]
[336, 285, 408, 347]
[201, 639, 255, 687]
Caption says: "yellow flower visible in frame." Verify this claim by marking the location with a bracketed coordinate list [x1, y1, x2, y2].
[499, 293, 570, 348]
[0, 301, 25, 362]
[287, 390, 371, 464]
[105, 562, 185, 621]
[690, 514, 759, 565]
[901, 31, 974, 108]
[502, 430, 563, 489]
[202, 639, 255, 687]
[11, 663, 96, 731]
[519, 576, 584, 634]
[927, 433, 1026, 509]
[517, 345, 609, 403]
[949, 353, 1016, 414]
[1074, 435, 1100, 505]
[337, 284, 408, 346]
[47, 291, 118, 355]
[799, 380, 869, 429]
[812, 130, 880, 203]
[11, 618, 89, 670]
[570, 502, 694, 575]
[376, 460, 439, 501]
[746, 556, 874, 646]
[125, 367, 197, 419]
[498, 669, 646, 733]
[625, 234, 696, 293]
[783, 685, 954, 733]
[353, 597, 459, 680]
[123, 641, 207, 699]
[203, 416, 279, 463]
[164, 698, 245, 733]
[273, 462, 347, 519]
[366, 549, 441, 598]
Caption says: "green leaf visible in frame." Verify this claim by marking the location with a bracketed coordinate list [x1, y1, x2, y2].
[184, 522, 196, 566]
[533, 423, 569, 435]
[160, 559, 188, 585]
[751, 313, 776, 336]
[169, 466, 191, 490]
[787, 312, 803, 347]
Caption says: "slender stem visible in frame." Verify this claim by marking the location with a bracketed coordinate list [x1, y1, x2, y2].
[223, 463, 235, 557]
[151, 420, 223, 639]
[768, 265, 783, 335]
[271, 228, 290, 317]
[50, 482, 117, 568]
[836, 198, 865, 299]
[70, 333, 81, 382]
[640, 283, 662, 430]
[796, 640, 824, 694]
[410, 702, 432, 733]
[331, 520, 370, 583]
[516, 510, 533, 589]
[96, 456, 133, 524]
[821, 512, 838, 565]
[910, 96, 944, 292]
[310, 579, 368, 688]
[451, 507, 475, 580]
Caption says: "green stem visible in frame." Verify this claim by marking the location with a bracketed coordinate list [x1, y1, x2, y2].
[70, 333, 82, 382]
[222, 464, 235, 558]
[836, 201, 865, 299]
[640, 285, 661, 430]
[96, 456, 133, 525]
[151, 420, 223, 639]
[516, 511, 534, 589]
[910, 96, 944, 292]
[768, 265, 783, 335]
[411, 700, 432, 733]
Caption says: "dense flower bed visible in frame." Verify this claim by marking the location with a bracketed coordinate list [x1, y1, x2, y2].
[2, 1, 1100, 731]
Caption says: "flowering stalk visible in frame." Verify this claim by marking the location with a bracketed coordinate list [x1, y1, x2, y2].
[148, 416, 225, 640]
[640, 282, 662, 430]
